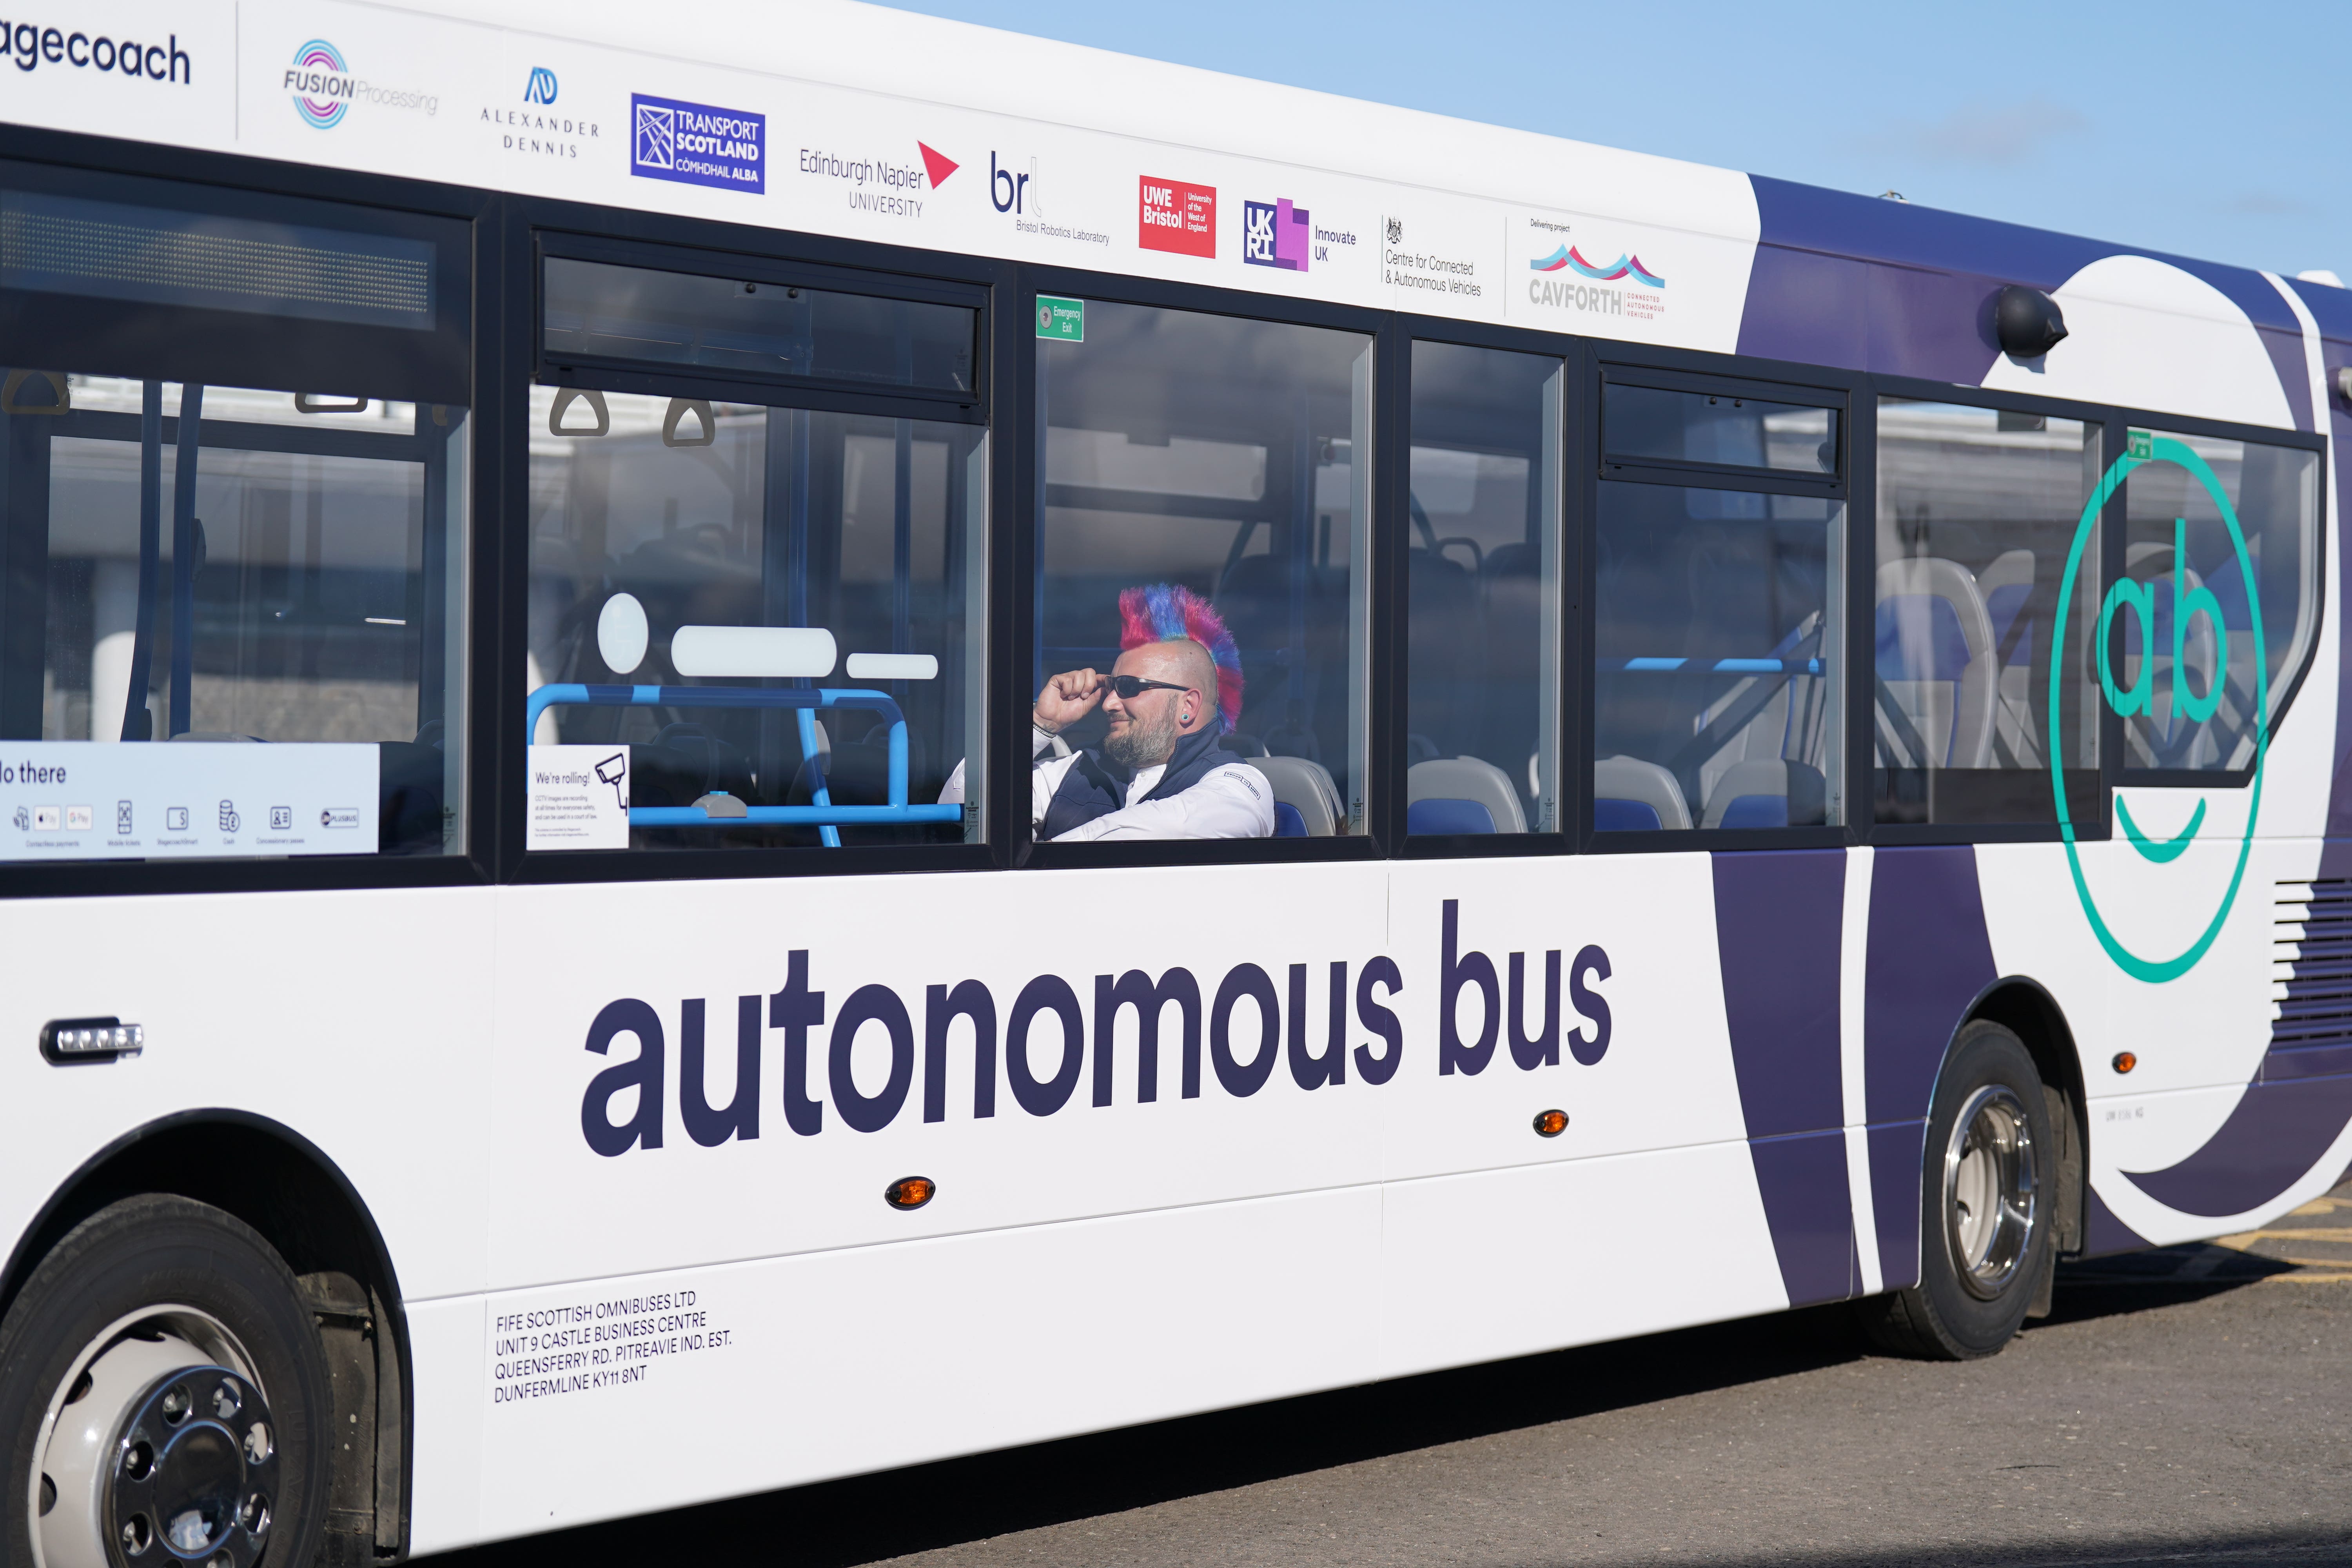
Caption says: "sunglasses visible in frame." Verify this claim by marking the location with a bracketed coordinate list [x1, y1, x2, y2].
[1102, 675, 1194, 700]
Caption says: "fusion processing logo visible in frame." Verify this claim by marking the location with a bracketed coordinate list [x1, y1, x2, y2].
[2051, 434, 2266, 983]
[286, 39, 350, 129]
[1530, 245, 1664, 287]
[524, 66, 557, 105]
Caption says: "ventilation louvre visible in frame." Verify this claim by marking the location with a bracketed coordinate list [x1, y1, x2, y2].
[2272, 879, 2352, 1054]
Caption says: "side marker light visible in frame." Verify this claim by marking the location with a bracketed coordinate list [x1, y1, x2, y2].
[1532, 1109, 1569, 1138]
[884, 1176, 936, 1210]
[2112, 1052, 2137, 1074]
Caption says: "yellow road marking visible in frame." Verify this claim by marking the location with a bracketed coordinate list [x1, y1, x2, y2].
[2216, 1228, 2352, 1245]
[2290, 1198, 2342, 1216]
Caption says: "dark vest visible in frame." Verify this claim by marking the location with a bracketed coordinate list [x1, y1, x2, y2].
[1040, 726, 1243, 840]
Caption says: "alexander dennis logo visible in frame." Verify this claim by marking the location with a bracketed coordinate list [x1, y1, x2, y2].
[524, 67, 558, 105]
[287, 39, 350, 129]
[2055, 433, 2266, 984]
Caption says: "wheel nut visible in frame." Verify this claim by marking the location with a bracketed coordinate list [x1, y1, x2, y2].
[121, 1514, 152, 1554]
[243, 1422, 271, 1465]
[241, 1494, 271, 1539]
[212, 1380, 241, 1419]
[122, 1440, 154, 1480]
[159, 1385, 191, 1425]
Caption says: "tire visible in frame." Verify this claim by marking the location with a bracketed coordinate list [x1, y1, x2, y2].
[1857, 1020, 2055, 1360]
[1, 1195, 330, 1568]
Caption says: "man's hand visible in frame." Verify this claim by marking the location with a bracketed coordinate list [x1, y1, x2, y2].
[1033, 668, 1105, 734]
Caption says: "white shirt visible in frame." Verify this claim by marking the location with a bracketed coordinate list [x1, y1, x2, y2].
[936, 728, 1277, 841]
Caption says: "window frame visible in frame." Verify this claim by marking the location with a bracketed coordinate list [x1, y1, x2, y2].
[1008, 261, 1392, 872]
[0, 126, 500, 901]
[1579, 345, 1862, 853]
[1389, 314, 1579, 860]
[2103, 403, 2329, 793]
[497, 195, 1012, 889]
[1862, 374, 2124, 846]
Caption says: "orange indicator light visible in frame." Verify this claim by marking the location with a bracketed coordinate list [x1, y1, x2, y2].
[2112, 1052, 2137, 1074]
[884, 1176, 936, 1210]
[1532, 1109, 1569, 1138]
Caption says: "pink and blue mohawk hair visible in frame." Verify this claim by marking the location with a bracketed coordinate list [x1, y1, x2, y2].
[1117, 582, 1244, 733]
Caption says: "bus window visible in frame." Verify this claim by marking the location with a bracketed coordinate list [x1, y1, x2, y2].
[1592, 375, 1844, 834]
[524, 250, 985, 855]
[1873, 400, 2102, 824]
[1035, 300, 1371, 843]
[2119, 430, 2319, 774]
[1405, 341, 1562, 836]
[0, 183, 470, 862]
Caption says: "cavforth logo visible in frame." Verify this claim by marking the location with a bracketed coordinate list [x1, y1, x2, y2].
[524, 66, 558, 105]
[2052, 434, 2265, 983]
[287, 39, 350, 129]
[1530, 245, 1664, 287]
[631, 93, 764, 193]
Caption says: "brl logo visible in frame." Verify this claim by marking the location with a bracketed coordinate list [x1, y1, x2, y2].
[524, 66, 557, 105]
[2051, 433, 2267, 983]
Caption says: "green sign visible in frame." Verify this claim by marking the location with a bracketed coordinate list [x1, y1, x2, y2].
[2049, 435, 2265, 983]
[1036, 296, 1084, 341]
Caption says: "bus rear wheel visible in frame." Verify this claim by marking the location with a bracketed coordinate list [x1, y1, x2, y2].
[1858, 1021, 2054, 1359]
[0, 1195, 330, 1568]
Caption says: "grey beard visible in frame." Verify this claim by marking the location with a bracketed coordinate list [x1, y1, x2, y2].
[1104, 708, 1179, 769]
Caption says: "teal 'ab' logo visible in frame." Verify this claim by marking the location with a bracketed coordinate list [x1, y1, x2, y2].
[2050, 434, 2266, 984]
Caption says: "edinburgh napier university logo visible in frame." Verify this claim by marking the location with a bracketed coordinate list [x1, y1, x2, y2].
[631, 93, 764, 193]
[1139, 176, 1215, 258]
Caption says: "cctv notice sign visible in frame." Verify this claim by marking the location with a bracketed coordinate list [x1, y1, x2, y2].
[528, 745, 632, 851]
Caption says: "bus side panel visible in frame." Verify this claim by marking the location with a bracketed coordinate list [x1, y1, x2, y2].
[447, 1185, 1381, 1543]
[0, 886, 495, 1303]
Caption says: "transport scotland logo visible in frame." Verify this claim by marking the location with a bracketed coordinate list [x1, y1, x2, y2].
[630, 93, 765, 193]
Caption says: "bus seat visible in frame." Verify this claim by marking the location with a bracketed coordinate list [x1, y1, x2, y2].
[1875, 557, 1995, 769]
[1700, 759, 1828, 829]
[1407, 756, 1526, 834]
[1272, 801, 1310, 837]
[1593, 754, 1690, 831]
[1245, 754, 1343, 836]
[1977, 550, 2039, 764]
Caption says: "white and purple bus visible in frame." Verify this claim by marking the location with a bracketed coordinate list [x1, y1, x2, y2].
[2, 3, 2348, 1564]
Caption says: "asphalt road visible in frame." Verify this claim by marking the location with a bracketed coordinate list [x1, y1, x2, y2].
[447, 1181, 2352, 1568]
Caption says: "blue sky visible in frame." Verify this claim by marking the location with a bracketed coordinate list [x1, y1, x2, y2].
[882, 0, 2348, 283]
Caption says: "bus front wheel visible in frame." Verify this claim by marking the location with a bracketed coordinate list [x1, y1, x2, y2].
[1858, 1021, 2055, 1359]
[1, 1195, 330, 1568]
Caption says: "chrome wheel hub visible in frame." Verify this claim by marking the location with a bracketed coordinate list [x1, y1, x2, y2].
[1943, 1085, 2038, 1300]
[30, 1310, 276, 1568]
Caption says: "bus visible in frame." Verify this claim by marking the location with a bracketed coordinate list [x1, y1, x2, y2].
[2, 2, 2347, 1562]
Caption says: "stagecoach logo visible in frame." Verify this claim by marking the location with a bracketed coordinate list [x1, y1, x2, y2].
[630, 93, 765, 194]
[284, 38, 437, 129]
[2, 20, 191, 82]
[481, 68, 599, 161]
[2052, 434, 2264, 983]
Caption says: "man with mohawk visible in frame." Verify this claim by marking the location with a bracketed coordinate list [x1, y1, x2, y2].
[1025, 582, 1274, 841]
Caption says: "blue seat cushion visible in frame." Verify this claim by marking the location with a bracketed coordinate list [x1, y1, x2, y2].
[1407, 797, 1495, 835]
[1272, 801, 1309, 837]
[1717, 793, 1790, 829]
[1593, 797, 1663, 832]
